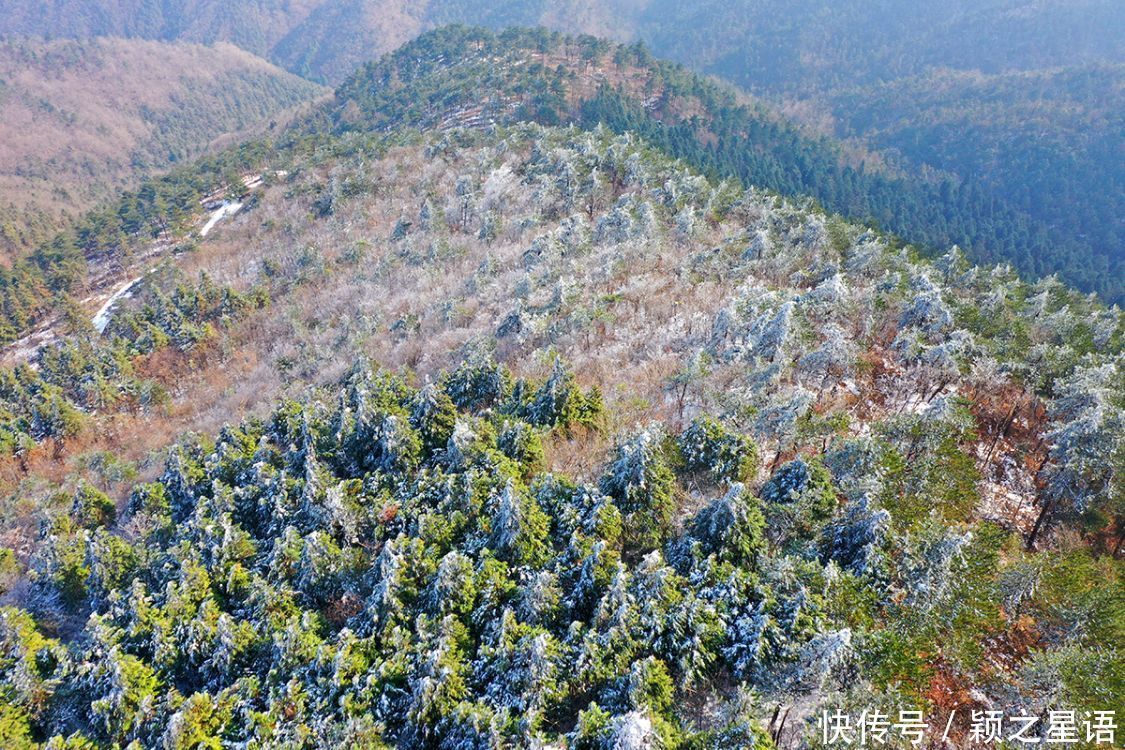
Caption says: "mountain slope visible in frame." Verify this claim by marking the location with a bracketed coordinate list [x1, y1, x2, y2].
[0, 37, 325, 258]
[0, 0, 325, 57]
[2, 5, 1120, 299]
[0, 0, 636, 84]
[633, 0, 1125, 95]
[0, 120, 1120, 748]
[827, 64, 1124, 288]
[322, 27, 1123, 301]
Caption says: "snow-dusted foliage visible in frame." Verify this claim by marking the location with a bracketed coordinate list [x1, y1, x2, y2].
[684, 483, 766, 566]
[1030, 360, 1124, 545]
[443, 350, 513, 412]
[12, 358, 862, 747]
[760, 458, 822, 505]
[819, 495, 891, 577]
[823, 437, 889, 501]
[599, 427, 677, 548]
[797, 323, 854, 387]
[677, 415, 758, 483]
[899, 276, 953, 336]
[759, 458, 838, 547]
[1, 114, 1121, 750]
[517, 358, 603, 430]
[897, 526, 973, 611]
[753, 388, 815, 452]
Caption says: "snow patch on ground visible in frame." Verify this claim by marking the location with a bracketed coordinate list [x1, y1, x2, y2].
[3, 326, 57, 367]
[92, 277, 142, 334]
[200, 200, 243, 237]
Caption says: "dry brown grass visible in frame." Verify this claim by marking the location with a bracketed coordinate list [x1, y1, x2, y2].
[0, 130, 1065, 554]
[0, 37, 324, 257]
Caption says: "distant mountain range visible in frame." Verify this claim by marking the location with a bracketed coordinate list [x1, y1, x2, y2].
[5, 1, 1121, 87]
[1, 0, 1120, 301]
[0, 36, 325, 257]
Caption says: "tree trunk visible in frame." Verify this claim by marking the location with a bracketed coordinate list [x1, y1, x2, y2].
[1026, 496, 1054, 550]
[774, 705, 791, 747]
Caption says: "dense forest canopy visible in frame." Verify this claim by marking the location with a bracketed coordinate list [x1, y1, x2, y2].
[0, 6, 1120, 749]
[0, 117, 1120, 749]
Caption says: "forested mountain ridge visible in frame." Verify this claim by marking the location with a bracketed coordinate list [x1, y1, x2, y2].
[627, 2, 1125, 303]
[0, 0, 327, 60]
[630, 0, 1125, 96]
[0, 117, 1119, 748]
[0, 36, 326, 258]
[322, 27, 1124, 301]
[3, 4, 1120, 299]
[824, 64, 1124, 287]
[0, 20, 1117, 750]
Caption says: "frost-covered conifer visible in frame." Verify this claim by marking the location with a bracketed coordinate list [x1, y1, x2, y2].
[516, 570, 562, 626]
[661, 592, 722, 686]
[677, 415, 758, 483]
[595, 196, 638, 245]
[753, 301, 793, 362]
[521, 358, 601, 430]
[801, 272, 847, 310]
[365, 536, 408, 631]
[599, 428, 677, 549]
[476, 612, 562, 714]
[787, 628, 851, 693]
[801, 215, 829, 253]
[84, 529, 138, 607]
[426, 551, 476, 619]
[496, 305, 524, 339]
[410, 383, 458, 457]
[390, 217, 411, 241]
[443, 419, 480, 472]
[160, 446, 202, 523]
[823, 437, 887, 502]
[819, 495, 890, 577]
[753, 388, 815, 455]
[433, 701, 501, 750]
[797, 324, 853, 388]
[497, 420, 546, 477]
[721, 599, 769, 681]
[521, 234, 556, 269]
[85, 644, 160, 744]
[566, 541, 620, 624]
[688, 484, 766, 566]
[489, 482, 550, 567]
[363, 412, 422, 474]
[609, 711, 660, 750]
[1030, 361, 1124, 547]
[407, 618, 470, 731]
[898, 527, 972, 611]
[443, 353, 512, 412]
[900, 286, 953, 337]
[71, 483, 116, 530]
[674, 206, 695, 239]
[760, 457, 838, 547]
[419, 197, 435, 231]
[743, 228, 772, 261]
